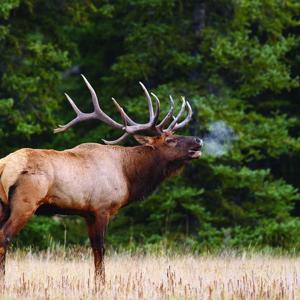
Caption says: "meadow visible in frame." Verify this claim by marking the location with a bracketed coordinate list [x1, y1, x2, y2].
[1, 249, 299, 299]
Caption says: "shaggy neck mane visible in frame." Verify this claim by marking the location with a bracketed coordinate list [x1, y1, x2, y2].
[122, 145, 185, 202]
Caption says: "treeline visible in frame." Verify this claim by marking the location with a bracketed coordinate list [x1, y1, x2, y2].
[1, 0, 300, 250]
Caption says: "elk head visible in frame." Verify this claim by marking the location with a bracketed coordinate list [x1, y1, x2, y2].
[133, 133, 202, 162]
[54, 75, 203, 161]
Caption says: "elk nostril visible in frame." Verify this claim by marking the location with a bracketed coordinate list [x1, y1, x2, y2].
[195, 137, 203, 145]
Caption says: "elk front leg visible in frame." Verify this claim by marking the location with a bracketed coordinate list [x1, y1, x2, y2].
[86, 212, 109, 285]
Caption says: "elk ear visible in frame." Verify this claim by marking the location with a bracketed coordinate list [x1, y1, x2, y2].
[133, 135, 155, 145]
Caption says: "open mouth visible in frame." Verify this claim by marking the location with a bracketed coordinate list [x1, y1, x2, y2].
[188, 147, 202, 159]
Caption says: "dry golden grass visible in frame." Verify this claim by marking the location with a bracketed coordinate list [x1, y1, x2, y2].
[1, 249, 300, 299]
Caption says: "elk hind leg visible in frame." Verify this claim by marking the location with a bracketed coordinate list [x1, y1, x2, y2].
[0, 178, 47, 281]
[0, 201, 37, 282]
[0, 201, 9, 229]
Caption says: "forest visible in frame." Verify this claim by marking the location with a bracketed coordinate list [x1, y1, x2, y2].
[1, 0, 300, 251]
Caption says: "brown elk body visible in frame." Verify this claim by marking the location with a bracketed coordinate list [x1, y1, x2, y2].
[0, 76, 202, 284]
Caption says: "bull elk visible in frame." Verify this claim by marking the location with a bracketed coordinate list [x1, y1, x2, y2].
[0, 75, 203, 283]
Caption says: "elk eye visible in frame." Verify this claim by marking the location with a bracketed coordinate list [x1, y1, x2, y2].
[165, 138, 177, 146]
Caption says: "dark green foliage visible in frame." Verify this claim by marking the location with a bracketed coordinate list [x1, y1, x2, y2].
[1, 0, 300, 251]
[0, 0, 92, 153]
[13, 216, 87, 249]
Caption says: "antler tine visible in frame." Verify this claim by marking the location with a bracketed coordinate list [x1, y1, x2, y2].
[54, 93, 98, 133]
[81, 74, 101, 113]
[157, 95, 174, 130]
[166, 96, 186, 131]
[112, 98, 137, 126]
[139, 82, 154, 120]
[112, 98, 127, 127]
[173, 100, 193, 130]
[102, 132, 130, 145]
[64, 93, 81, 116]
[150, 92, 160, 126]
[120, 88, 161, 135]
[81, 74, 123, 129]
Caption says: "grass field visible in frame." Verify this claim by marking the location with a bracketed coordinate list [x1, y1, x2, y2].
[1, 249, 300, 299]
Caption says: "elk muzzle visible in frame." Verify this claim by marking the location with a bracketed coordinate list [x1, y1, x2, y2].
[188, 137, 203, 159]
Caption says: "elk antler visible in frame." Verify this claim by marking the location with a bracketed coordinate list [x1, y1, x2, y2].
[54, 75, 124, 133]
[54, 75, 193, 144]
